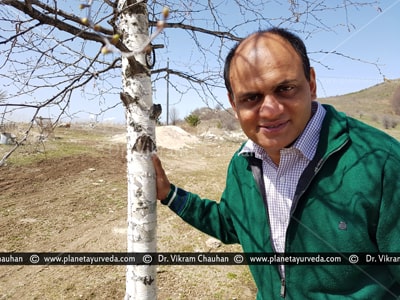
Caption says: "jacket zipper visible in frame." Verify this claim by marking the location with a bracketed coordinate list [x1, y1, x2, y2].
[281, 138, 350, 298]
[280, 278, 286, 298]
[249, 138, 349, 299]
[290, 138, 350, 214]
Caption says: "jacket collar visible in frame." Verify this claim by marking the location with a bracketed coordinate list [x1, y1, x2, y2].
[316, 104, 350, 160]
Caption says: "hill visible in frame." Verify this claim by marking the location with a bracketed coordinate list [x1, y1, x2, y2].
[320, 79, 400, 123]
[319, 79, 400, 140]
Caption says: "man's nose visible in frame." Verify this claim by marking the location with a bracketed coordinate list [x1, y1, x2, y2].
[259, 95, 283, 117]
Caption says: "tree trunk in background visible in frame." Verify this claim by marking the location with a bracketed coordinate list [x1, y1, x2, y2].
[118, 1, 157, 299]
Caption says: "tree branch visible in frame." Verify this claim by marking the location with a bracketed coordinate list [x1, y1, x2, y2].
[2, 0, 113, 44]
[154, 21, 242, 42]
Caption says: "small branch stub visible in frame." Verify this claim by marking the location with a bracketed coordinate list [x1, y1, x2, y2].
[149, 104, 162, 120]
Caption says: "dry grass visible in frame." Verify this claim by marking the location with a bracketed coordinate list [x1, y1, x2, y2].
[0, 126, 256, 300]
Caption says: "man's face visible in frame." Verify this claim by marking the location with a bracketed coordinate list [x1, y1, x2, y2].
[228, 33, 317, 164]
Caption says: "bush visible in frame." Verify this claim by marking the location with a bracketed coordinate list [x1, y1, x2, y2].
[184, 114, 201, 127]
[382, 115, 398, 129]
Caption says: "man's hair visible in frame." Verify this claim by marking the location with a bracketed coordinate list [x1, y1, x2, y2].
[223, 27, 311, 98]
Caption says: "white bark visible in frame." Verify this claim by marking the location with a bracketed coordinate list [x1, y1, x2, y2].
[118, 1, 157, 299]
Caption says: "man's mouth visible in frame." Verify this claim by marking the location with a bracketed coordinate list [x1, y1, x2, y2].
[259, 121, 288, 131]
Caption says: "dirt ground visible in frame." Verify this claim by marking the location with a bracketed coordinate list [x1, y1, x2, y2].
[0, 125, 256, 300]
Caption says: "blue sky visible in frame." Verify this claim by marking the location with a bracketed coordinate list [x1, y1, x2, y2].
[1, 0, 400, 124]
[148, 0, 400, 124]
[307, 0, 400, 97]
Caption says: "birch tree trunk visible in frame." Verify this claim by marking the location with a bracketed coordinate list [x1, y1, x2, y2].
[118, 1, 158, 299]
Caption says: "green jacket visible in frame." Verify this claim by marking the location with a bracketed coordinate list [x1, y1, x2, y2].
[162, 104, 400, 299]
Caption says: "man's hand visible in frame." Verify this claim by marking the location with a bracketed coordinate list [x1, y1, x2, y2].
[152, 154, 171, 200]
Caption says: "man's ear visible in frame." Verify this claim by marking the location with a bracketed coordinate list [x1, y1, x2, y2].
[309, 67, 317, 100]
[228, 92, 238, 119]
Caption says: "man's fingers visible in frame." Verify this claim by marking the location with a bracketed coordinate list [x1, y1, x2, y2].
[152, 154, 164, 176]
[151, 154, 171, 200]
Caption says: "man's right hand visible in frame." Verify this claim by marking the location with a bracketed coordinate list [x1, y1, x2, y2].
[151, 154, 171, 201]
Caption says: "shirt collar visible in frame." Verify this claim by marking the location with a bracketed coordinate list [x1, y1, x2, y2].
[239, 101, 326, 161]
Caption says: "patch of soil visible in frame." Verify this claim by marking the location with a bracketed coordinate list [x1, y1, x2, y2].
[0, 126, 256, 299]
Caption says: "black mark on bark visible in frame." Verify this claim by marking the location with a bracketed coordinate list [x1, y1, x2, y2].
[142, 276, 154, 285]
[132, 135, 156, 153]
[149, 104, 162, 120]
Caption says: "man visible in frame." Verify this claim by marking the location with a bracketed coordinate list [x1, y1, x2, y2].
[152, 27, 400, 299]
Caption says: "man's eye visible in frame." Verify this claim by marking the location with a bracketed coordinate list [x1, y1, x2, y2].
[245, 94, 262, 102]
[277, 85, 295, 93]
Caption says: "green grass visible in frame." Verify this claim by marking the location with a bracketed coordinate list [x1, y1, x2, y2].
[1, 126, 119, 167]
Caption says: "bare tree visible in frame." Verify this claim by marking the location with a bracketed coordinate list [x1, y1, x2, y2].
[169, 106, 179, 125]
[0, 90, 7, 129]
[392, 86, 400, 115]
[0, 0, 381, 298]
